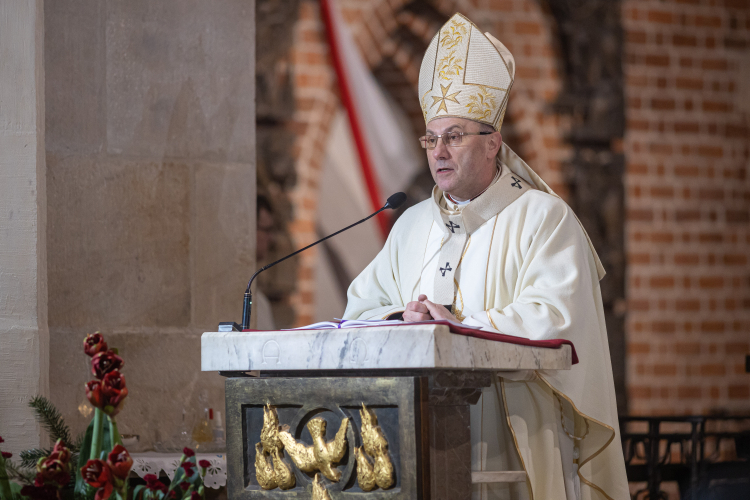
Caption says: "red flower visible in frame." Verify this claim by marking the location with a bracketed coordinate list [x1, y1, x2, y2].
[81, 460, 115, 500]
[1, 451, 11, 459]
[106, 444, 133, 480]
[179, 482, 190, 491]
[0, 436, 4, 443]
[143, 474, 167, 493]
[49, 440, 71, 464]
[85, 380, 104, 409]
[36, 456, 70, 488]
[168, 490, 177, 499]
[81, 459, 112, 489]
[84, 333, 108, 357]
[180, 461, 195, 478]
[87, 372, 129, 416]
[100, 370, 128, 416]
[94, 484, 114, 500]
[182, 448, 195, 458]
[20, 485, 60, 500]
[198, 459, 210, 469]
[190, 492, 201, 500]
[91, 350, 124, 379]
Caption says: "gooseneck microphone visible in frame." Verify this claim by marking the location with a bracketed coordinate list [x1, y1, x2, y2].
[237, 192, 407, 331]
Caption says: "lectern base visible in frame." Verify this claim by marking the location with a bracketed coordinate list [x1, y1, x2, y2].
[223, 370, 492, 500]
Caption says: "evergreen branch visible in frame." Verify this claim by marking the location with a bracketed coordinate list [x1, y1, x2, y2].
[73, 433, 84, 452]
[3, 461, 35, 484]
[20, 449, 50, 469]
[19, 449, 78, 472]
[28, 396, 73, 447]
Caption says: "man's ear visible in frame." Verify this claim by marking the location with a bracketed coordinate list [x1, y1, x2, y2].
[486, 132, 502, 159]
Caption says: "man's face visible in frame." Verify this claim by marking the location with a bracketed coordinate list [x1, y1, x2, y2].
[425, 117, 501, 201]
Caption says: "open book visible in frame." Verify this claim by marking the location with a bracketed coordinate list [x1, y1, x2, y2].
[287, 318, 468, 330]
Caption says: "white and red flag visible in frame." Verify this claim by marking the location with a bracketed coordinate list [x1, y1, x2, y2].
[319, 0, 422, 239]
[314, 0, 423, 319]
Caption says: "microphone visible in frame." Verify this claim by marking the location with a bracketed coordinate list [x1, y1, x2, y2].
[230, 192, 407, 331]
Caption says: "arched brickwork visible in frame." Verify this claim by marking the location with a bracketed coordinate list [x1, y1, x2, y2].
[288, 0, 570, 325]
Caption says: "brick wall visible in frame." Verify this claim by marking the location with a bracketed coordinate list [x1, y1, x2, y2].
[623, 0, 750, 415]
[281, 0, 750, 416]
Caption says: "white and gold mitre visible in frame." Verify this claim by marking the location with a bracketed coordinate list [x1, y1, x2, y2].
[419, 13, 515, 130]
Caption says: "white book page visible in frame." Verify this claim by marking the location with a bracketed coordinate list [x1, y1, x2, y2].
[287, 318, 478, 331]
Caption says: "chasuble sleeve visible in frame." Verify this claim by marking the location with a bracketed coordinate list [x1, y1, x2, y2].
[342, 201, 433, 321]
[462, 194, 601, 344]
[342, 227, 406, 321]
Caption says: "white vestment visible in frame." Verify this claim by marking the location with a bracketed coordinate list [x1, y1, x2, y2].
[343, 146, 629, 500]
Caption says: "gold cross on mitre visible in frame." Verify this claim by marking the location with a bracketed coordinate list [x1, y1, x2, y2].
[430, 82, 461, 114]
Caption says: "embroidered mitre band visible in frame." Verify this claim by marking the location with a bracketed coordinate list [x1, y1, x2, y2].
[419, 13, 515, 130]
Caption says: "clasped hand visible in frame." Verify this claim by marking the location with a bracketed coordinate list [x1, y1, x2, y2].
[402, 294, 457, 322]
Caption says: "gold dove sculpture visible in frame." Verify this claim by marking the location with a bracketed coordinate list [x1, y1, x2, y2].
[278, 416, 350, 482]
[254, 405, 295, 490]
[356, 404, 395, 490]
[311, 474, 332, 500]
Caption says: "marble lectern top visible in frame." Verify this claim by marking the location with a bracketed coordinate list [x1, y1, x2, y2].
[201, 324, 571, 372]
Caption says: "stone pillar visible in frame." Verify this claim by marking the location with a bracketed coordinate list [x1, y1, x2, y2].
[427, 371, 492, 500]
[0, 0, 49, 453]
[44, 0, 256, 448]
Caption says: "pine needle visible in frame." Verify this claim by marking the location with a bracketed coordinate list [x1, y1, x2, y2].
[4, 460, 35, 483]
[28, 396, 73, 447]
[72, 433, 83, 452]
[19, 448, 49, 469]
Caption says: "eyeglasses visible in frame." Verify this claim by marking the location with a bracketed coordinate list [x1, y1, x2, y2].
[418, 131, 493, 150]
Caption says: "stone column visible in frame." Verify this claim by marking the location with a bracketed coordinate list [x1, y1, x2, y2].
[427, 371, 492, 500]
[0, 0, 49, 453]
[45, 0, 256, 448]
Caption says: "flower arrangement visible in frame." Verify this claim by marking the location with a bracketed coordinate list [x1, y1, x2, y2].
[0, 333, 208, 500]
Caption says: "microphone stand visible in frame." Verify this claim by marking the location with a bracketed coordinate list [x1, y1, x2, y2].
[239, 193, 406, 331]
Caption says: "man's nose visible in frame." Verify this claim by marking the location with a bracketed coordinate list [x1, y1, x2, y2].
[432, 138, 450, 160]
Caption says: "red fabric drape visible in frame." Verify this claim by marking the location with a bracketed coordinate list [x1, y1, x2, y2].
[319, 0, 389, 238]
